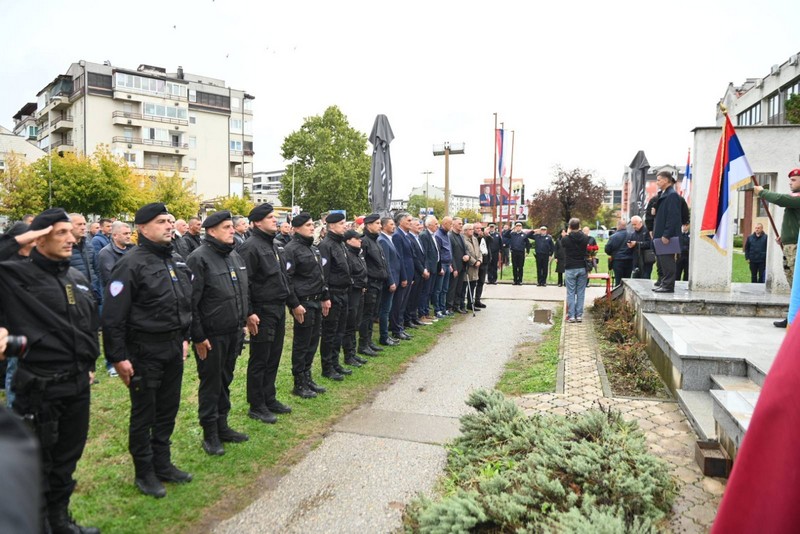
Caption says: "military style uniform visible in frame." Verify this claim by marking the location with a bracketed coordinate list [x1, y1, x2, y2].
[358, 228, 388, 355]
[238, 226, 298, 418]
[0, 247, 99, 533]
[187, 232, 249, 454]
[343, 240, 368, 366]
[102, 232, 192, 494]
[318, 230, 353, 380]
[284, 233, 329, 397]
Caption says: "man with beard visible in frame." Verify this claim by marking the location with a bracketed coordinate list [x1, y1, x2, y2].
[103, 203, 193, 498]
[238, 203, 297, 419]
[187, 211, 250, 456]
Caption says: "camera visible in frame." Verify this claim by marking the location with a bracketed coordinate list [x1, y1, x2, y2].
[5, 335, 28, 358]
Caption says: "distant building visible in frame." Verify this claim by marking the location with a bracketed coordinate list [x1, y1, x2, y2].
[11, 103, 39, 142]
[0, 125, 46, 172]
[12, 60, 254, 201]
[252, 170, 284, 205]
[407, 183, 480, 215]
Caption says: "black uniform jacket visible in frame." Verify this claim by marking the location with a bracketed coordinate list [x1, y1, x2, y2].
[0, 248, 99, 372]
[361, 231, 388, 288]
[102, 235, 192, 363]
[318, 232, 352, 290]
[345, 244, 368, 289]
[187, 237, 249, 341]
[283, 233, 329, 303]
[237, 227, 297, 313]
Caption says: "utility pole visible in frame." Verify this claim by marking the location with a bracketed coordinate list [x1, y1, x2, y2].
[433, 142, 465, 217]
[421, 170, 433, 215]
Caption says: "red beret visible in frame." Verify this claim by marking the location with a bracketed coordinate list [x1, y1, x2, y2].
[789, 169, 800, 177]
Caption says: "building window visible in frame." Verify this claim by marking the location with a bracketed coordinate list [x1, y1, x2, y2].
[244, 99, 253, 112]
[230, 140, 243, 151]
[189, 115, 197, 124]
[194, 91, 230, 109]
[124, 127, 133, 140]
[737, 103, 761, 126]
[230, 119, 242, 132]
[189, 89, 197, 102]
[124, 152, 136, 164]
[88, 72, 112, 89]
[756, 173, 777, 217]
[144, 103, 188, 120]
[189, 158, 197, 170]
[27, 125, 38, 138]
[768, 93, 782, 124]
[188, 136, 196, 149]
[244, 120, 253, 135]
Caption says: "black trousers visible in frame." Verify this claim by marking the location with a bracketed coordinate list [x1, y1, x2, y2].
[359, 285, 381, 348]
[291, 303, 322, 377]
[195, 331, 241, 428]
[475, 259, 487, 302]
[320, 291, 349, 370]
[390, 283, 410, 334]
[749, 261, 766, 283]
[13, 369, 90, 511]
[511, 250, 525, 284]
[535, 253, 549, 285]
[247, 303, 286, 409]
[447, 271, 465, 309]
[405, 273, 423, 323]
[656, 253, 677, 290]
[612, 258, 634, 287]
[676, 254, 690, 282]
[343, 287, 365, 357]
[127, 339, 184, 475]
[488, 252, 498, 283]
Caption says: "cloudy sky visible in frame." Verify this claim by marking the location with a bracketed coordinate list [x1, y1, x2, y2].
[1, 0, 799, 199]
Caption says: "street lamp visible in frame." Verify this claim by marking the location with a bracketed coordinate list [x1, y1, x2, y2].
[420, 170, 433, 215]
[432, 142, 465, 217]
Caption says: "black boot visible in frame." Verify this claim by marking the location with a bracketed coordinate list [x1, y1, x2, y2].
[202, 426, 225, 456]
[48, 506, 100, 534]
[774, 318, 788, 328]
[322, 366, 344, 381]
[306, 371, 327, 393]
[344, 356, 362, 367]
[368, 341, 384, 352]
[292, 374, 317, 398]
[155, 464, 193, 484]
[353, 354, 368, 364]
[358, 345, 378, 357]
[248, 405, 278, 424]
[135, 471, 167, 498]
[266, 399, 292, 414]
[333, 356, 353, 374]
[218, 416, 249, 442]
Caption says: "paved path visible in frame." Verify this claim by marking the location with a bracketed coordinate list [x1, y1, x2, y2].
[516, 312, 725, 533]
[215, 284, 563, 533]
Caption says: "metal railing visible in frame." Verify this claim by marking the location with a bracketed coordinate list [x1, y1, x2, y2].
[142, 163, 189, 173]
[112, 111, 188, 126]
[51, 115, 74, 128]
[113, 85, 188, 101]
[113, 136, 189, 149]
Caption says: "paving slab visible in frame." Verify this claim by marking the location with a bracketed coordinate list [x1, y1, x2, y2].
[333, 408, 461, 445]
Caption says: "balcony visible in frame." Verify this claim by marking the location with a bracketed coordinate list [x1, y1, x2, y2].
[47, 138, 75, 153]
[113, 86, 188, 103]
[229, 150, 254, 163]
[113, 136, 189, 156]
[112, 111, 188, 129]
[51, 115, 74, 133]
[139, 163, 189, 175]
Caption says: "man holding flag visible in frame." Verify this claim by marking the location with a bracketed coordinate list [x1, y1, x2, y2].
[754, 168, 800, 328]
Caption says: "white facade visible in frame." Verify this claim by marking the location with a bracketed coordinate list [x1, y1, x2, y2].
[252, 169, 284, 205]
[406, 183, 479, 214]
[20, 61, 254, 202]
[0, 125, 46, 172]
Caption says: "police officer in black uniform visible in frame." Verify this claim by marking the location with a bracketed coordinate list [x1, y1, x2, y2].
[317, 212, 353, 381]
[103, 203, 193, 499]
[238, 203, 297, 422]
[342, 230, 369, 367]
[357, 214, 387, 357]
[186, 211, 250, 456]
[284, 213, 331, 398]
[0, 208, 101, 534]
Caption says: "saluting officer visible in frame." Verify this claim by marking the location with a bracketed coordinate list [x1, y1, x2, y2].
[342, 229, 369, 367]
[283, 213, 331, 398]
[317, 212, 353, 381]
[103, 203, 193, 499]
[186, 211, 249, 457]
[237, 203, 297, 424]
[0, 208, 101, 534]
[357, 213, 388, 357]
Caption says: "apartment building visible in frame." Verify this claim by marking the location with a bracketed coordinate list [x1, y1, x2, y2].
[251, 169, 285, 205]
[0, 125, 46, 172]
[22, 60, 254, 201]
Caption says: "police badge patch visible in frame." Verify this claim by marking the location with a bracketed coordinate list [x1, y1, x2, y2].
[109, 280, 124, 297]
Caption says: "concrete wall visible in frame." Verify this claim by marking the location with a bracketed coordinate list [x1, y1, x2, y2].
[691, 124, 800, 292]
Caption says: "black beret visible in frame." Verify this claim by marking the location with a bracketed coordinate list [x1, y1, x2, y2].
[6, 222, 30, 238]
[326, 212, 345, 224]
[30, 208, 70, 231]
[203, 210, 231, 229]
[248, 203, 274, 222]
[291, 212, 312, 227]
[363, 213, 380, 224]
[134, 202, 170, 225]
[343, 229, 361, 241]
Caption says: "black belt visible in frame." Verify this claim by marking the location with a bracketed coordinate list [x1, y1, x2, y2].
[298, 293, 323, 302]
[329, 287, 349, 294]
[130, 330, 182, 343]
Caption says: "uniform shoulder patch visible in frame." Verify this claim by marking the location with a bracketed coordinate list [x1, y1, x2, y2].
[109, 280, 124, 297]
[286, 261, 292, 271]
[321, 257, 328, 266]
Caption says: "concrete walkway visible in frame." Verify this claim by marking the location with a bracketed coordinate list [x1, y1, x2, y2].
[516, 311, 725, 533]
[215, 283, 571, 533]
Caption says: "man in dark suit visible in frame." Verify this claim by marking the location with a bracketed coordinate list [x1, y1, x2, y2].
[377, 218, 402, 344]
[405, 218, 431, 326]
[485, 223, 500, 284]
[390, 212, 415, 339]
[447, 217, 470, 313]
[652, 170, 683, 293]
[418, 216, 440, 320]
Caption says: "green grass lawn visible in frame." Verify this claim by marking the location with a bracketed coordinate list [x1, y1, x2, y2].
[496, 307, 562, 395]
[67, 316, 455, 533]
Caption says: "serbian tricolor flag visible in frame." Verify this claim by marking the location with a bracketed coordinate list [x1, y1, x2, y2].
[700, 114, 753, 254]
[496, 128, 507, 178]
[681, 148, 692, 205]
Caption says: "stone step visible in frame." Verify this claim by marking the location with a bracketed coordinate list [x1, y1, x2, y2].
[710, 375, 762, 393]
[676, 389, 716, 441]
[710, 389, 759, 461]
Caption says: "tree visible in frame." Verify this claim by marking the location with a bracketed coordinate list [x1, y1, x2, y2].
[214, 193, 255, 217]
[0, 152, 47, 220]
[407, 194, 446, 220]
[456, 208, 483, 224]
[527, 188, 563, 232]
[551, 167, 606, 227]
[146, 173, 201, 220]
[595, 205, 618, 229]
[786, 94, 800, 124]
[279, 105, 371, 218]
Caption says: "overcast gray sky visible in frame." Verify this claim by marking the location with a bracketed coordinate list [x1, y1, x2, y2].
[1, 0, 798, 198]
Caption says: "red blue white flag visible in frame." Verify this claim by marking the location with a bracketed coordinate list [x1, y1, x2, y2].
[681, 148, 692, 205]
[700, 114, 753, 254]
[496, 128, 507, 178]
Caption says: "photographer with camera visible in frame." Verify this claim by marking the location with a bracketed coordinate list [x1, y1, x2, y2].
[0, 208, 101, 534]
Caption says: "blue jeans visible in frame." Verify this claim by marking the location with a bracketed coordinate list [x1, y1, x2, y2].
[436, 264, 451, 313]
[5, 356, 17, 408]
[565, 268, 588, 319]
[379, 287, 394, 341]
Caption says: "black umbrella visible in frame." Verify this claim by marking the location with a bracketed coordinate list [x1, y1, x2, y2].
[368, 115, 394, 215]
[628, 150, 649, 219]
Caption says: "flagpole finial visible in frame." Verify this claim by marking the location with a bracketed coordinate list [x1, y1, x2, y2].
[719, 103, 728, 115]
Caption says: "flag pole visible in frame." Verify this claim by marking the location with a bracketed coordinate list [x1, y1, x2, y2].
[493, 113, 498, 223]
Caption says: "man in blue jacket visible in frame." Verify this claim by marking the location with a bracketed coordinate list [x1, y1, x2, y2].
[604, 220, 634, 287]
[377, 217, 402, 345]
[652, 171, 683, 293]
[744, 223, 768, 283]
[434, 217, 453, 317]
[502, 222, 535, 285]
[532, 226, 554, 286]
[391, 213, 414, 339]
